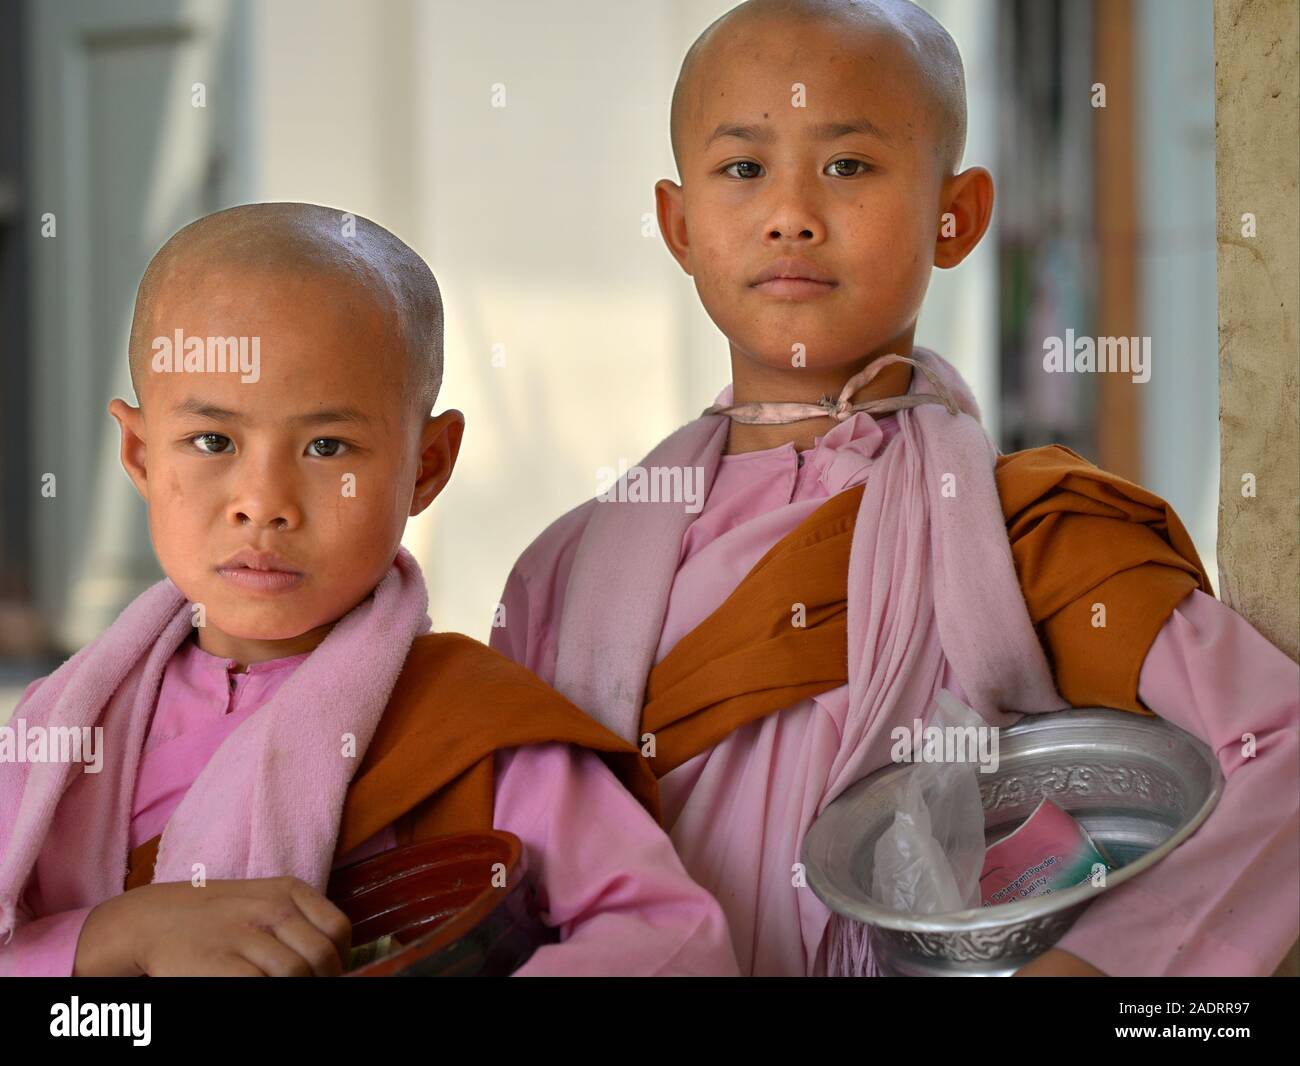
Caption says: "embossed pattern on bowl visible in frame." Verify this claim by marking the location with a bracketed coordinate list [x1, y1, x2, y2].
[802, 708, 1223, 976]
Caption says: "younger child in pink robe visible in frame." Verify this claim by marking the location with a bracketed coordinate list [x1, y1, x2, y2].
[491, 0, 1300, 976]
[0, 203, 738, 978]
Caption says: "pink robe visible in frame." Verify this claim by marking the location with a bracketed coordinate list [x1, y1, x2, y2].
[493, 408, 1300, 976]
[0, 637, 739, 977]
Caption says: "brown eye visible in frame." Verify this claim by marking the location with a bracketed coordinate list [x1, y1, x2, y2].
[724, 160, 763, 179]
[826, 159, 870, 177]
[307, 438, 346, 458]
[192, 433, 233, 454]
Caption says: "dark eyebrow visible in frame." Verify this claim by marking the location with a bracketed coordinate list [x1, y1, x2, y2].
[172, 400, 247, 423]
[704, 122, 773, 148]
[704, 117, 894, 149]
[811, 118, 894, 145]
[171, 399, 375, 427]
[288, 408, 375, 427]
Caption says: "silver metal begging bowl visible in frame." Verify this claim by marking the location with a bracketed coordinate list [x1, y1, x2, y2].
[802, 708, 1223, 976]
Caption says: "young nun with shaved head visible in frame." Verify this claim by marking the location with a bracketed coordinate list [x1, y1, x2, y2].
[493, 0, 1299, 976]
[0, 202, 739, 977]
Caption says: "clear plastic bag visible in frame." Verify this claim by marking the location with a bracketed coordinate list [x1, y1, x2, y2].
[871, 690, 987, 913]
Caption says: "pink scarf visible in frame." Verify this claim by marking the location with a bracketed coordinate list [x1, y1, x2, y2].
[551, 347, 1069, 973]
[0, 548, 430, 942]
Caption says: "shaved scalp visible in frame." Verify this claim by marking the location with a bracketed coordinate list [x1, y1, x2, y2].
[669, 0, 967, 177]
[128, 202, 443, 411]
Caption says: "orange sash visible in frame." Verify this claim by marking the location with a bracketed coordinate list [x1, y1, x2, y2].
[642, 485, 861, 776]
[638, 444, 1211, 777]
[996, 444, 1212, 710]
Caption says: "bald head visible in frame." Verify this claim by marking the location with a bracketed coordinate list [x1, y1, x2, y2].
[128, 202, 443, 412]
[669, 0, 967, 178]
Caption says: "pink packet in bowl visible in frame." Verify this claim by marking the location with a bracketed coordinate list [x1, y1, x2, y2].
[979, 797, 1111, 908]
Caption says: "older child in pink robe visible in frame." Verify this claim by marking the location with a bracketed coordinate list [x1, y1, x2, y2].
[491, 0, 1300, 976]
[494, 390, 1299, 976]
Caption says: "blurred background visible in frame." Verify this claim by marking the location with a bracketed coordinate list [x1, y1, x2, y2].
[0, 0, 1219, 719]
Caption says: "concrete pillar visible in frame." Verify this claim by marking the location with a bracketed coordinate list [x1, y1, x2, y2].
[1213, 0, 1299, 976]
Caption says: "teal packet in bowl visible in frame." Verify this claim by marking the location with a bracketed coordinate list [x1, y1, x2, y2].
[979, 797, 1111, 907]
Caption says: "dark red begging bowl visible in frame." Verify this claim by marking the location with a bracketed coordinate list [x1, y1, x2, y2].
[326, 831, 556, 976]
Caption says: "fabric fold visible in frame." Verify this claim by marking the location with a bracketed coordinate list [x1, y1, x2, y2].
[553, 348, 1068, 763]
[0, 548, 431, 941]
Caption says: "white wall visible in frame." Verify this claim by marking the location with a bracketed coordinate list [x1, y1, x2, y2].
[915, 0, 999, 437]
[1137, 0, 1220, 588]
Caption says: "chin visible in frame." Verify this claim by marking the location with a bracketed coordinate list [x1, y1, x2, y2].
[200, 587, 330, 640]
[209, 610, 320, 643]
[737, 333, 883, 372]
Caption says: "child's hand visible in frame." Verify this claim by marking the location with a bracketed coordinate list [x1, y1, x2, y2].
[74, 876, 352, 977]
[1012, 947, 1107, 977]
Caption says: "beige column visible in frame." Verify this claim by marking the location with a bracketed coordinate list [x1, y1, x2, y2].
[1213, 0, 1299, 977]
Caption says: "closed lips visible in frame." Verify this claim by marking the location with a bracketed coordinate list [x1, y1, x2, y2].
[217, 548, 301, 573]
[216, 551, 305, 594]
[750, 258, 837, 286]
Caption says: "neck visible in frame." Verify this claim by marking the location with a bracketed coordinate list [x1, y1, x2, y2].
[194, 618, 336, 672]
[724, 333, 919, 455]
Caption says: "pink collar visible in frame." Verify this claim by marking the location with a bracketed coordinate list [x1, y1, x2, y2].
[178, 634, 311, 676]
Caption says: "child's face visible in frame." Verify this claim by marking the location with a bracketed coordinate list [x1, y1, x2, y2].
[109, 267, 461, 660]
[657, 15, 981, 373]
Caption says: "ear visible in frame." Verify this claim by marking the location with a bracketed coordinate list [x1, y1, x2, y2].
[409, 409, 465, 516]
[108, 398, 149, 501]
[933, 166, 995, 269]
[654, 178, 693, 276]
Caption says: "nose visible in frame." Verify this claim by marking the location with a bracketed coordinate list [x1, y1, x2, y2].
[226, 453, 303, 532]
[761, 171, 825, 244]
